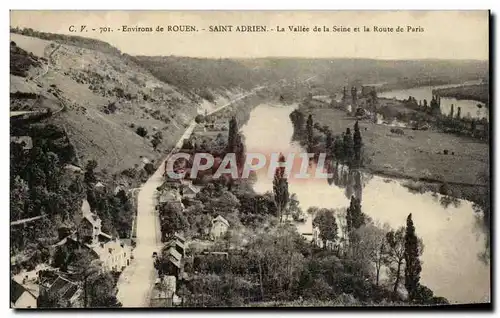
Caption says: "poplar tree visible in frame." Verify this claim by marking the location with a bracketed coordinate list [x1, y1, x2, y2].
[343, 128, 354, 166]
[306, 114, 314, 150]
[353, 121, 362, 167]
[227, 116, 238, 152]
[404, 213, 422, 302]
[273, 154, 289, 223]
[325, 130, 333, 157]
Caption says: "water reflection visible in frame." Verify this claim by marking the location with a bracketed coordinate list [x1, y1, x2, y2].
[240, 102, 490, 304]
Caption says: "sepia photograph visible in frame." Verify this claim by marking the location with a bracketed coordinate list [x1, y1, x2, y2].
[9, 10, 491, 309]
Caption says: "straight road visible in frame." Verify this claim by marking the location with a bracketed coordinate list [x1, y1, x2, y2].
[116, 120, 195, 307]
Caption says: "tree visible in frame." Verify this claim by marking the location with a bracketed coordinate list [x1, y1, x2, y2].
[227, 116, 238, 152]
[404, 213, 422, 302]
[353, 121, 362, 167]
[343, 128, 354, 166]
[306, 114, 314, 151]
[195, 114, 205, 124]
[10, 176, 30, 220]
[152, 131, 163, 150]
[159, 201, 189, 238]
[84, 160, 98, 185]
[288, 193, 304, 221]
[346, 195, 365, 234]
[70, 248, 102, 308]
[385, 226, 406, 297]
[136, 126, 148, 137]
[247, 225, 306, 300]
[313, 209, 338, 248]
[355, 224, 387, 286]
[87, 272, 122, 307]
[456, 107, 461, 119]
[333, 136, 344, 163]
[325, 130, 333, 157]
[273, 155, 289, 223]
[449, 104, 454, 118]
[289, 109, 305, 138]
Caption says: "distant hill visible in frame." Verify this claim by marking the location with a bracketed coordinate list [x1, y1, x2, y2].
[134, 56, 489, 98]
[10, 29, 489, 173]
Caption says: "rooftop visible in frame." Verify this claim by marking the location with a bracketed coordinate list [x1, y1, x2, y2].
[213, 215, 230, 227]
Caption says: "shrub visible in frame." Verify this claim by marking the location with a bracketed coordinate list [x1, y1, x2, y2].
[439, 182, 450, 196]
[136, 126, 148, 137]
[195, 114, 205, 124]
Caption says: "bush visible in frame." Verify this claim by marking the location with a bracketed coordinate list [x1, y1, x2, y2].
[439, 182, 450, 196]
[195, 114, 205, 124]
[136, 126, 148, 137]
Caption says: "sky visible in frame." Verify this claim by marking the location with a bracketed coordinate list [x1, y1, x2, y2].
[9, 10, 489, 60]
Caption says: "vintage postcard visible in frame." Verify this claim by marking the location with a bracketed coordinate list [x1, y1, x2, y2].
[9, 10, 490, 309]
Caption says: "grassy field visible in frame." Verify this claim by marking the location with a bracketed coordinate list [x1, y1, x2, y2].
[302, 106, 489, 187]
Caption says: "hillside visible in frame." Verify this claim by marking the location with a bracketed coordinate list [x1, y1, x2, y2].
[134, 56, 489, 100]
[10, 33, 204, 175]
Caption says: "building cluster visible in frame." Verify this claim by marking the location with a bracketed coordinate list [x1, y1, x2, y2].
[157, 179, 230, 241]
[11, 199, 133, 309]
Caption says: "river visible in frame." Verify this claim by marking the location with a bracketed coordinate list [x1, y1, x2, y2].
[240, 103, 490, 304]
[378, 81, 488, 120]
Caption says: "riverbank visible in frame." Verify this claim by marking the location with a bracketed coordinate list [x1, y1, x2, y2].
[306, 106, 488, 183]
[242, 102, 490, 304]
[432, 83, 489, 105]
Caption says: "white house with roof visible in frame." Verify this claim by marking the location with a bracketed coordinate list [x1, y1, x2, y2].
[91, 238, 132, 272]
[75, 199, 132, 272]
[210, 215, 230, 240]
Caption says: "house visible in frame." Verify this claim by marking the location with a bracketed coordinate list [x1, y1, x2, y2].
[91, 238, 132, 272]
[165, 237, 186, 257]
[210, 215, 230, 240]
[193, 124, 207, 134]
[39, 274, 82, 308]
[11, 279, 37, 308]
[158, 189, 181, 204]
[73, 204, 132, 273]
[151, 275, 176, 307]
[180, 182, 200, 199]
[79, 213, 102, 245]
[10, 136, 33, 150]
[206, 119, 229, 131]
[64, 164, 83, 174]
[160, 247, 182, 278]
[173, 232, 186, 245]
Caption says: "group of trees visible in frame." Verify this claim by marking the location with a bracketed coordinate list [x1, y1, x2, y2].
[172, 163, 448, 306]
[180, 210, 447, 306]
[290, 110, 364, 169]
[10, 125, 84, 254]
[84, 160, 135, 238]
[310, 201, 446, 304]
[403, 95, 489, 141]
